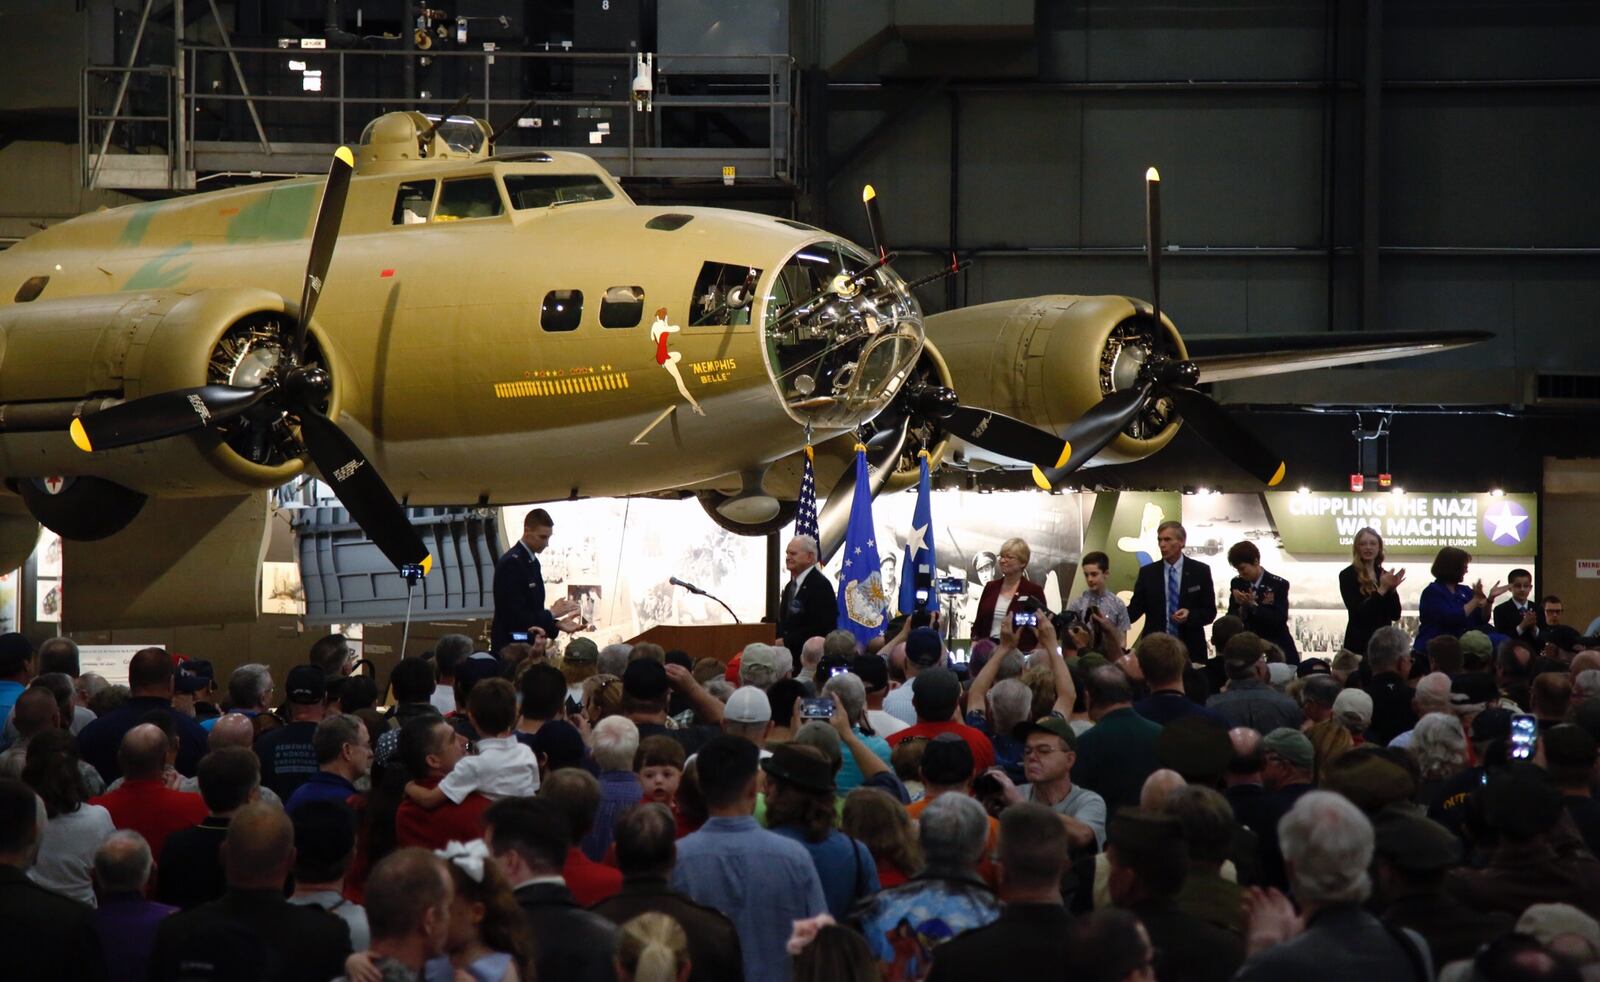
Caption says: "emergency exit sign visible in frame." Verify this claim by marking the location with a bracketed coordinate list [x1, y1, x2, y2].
[1577, 559, 1600, 579]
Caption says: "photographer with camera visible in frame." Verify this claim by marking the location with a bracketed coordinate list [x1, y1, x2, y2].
[1063, 552, 1130, 657]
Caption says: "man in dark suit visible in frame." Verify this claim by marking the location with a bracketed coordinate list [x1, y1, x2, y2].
[485, 797, 618, 982]
[1492, 567, 1543, 642]
[0, 778, 106, 980]
[1225, 540, 1299, 663]
[491, 508, 582, 653]
[148, 803, 353, 982]
[778, 534, 837, 654]
[1128, 521, 1217, 664]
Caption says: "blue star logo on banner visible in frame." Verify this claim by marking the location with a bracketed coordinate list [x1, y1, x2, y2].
[837, 445, 888, 645]
[898, 449, 936, 617]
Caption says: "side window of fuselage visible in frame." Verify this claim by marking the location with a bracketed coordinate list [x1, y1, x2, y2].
[392, 180, 436, 224]
[436, 177, 505, 221]
[600, 286, 645, 327]
[542, 290, 583, 332]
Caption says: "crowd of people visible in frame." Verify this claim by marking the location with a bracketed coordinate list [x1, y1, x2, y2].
[0, 515, 1596, 982]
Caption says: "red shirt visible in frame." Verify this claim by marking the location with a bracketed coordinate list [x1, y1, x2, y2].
[886, 721, 997, 776]
[395, 777, 493, 850]
[563, 847, 622, 906]
[91, 779, 209, 860]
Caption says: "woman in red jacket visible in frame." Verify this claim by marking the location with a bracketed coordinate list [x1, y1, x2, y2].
[970, 538, 1048, 642]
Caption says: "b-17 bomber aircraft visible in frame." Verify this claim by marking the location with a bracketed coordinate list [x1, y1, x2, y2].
[0, 111, 1485, 627]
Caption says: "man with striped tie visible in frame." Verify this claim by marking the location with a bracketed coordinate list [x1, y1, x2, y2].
[1127, 521, 1217, 664]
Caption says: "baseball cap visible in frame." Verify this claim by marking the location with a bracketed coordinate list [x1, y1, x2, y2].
[1374, 812, 1461, 873]
[1333, 688, 1374, 729]
[919, 733, 975, 785]
[1296, 657, 1332, 678]
[850, 655, 889, 693]
[910, 668, 961, 722]
[174, 670, 211, 694]
[285, 664, 327, 705]
[1458, 630, 1494, 665]
[455, 653, 503, 694]
[905, 628, 944, 668]
[181, 659, 216, 682]
[724, 686, 773, 725]
[563, 637, 599, 665]
[1472, 706, 1513, 742]
[1011, 715, 1078, 751]
[623, 658, 670, 702]
[1543, 723, 1597, 770]
[740, 645, 782, 686]
[1451, 672, 1498, 707]
[1481, 762, 1562, 839]
[1261, 727, 1314, 771]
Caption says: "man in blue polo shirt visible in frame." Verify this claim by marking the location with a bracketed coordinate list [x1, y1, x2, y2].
[284, 713, 372, 814]
[672, 735, 826, 982]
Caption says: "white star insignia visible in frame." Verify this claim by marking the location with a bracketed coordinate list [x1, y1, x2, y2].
[854, 547, 862, 555]
[906, 523, 928, 556]
[1484, 503, 1528, 543]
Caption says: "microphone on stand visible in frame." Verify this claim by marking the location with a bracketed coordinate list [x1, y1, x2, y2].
[669, 576, 740, 623]
[669, 575, 706, 595]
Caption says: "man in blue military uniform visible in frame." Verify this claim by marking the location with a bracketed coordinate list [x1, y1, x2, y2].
[492, 509, 582, 653]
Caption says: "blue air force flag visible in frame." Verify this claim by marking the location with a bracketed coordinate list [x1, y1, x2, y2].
[795, 446, 819, 541]
[898, 449, 936, 616]
[837, 445, 889, 645]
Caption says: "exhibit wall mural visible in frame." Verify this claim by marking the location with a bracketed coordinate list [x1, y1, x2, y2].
[508, 489, 1535, 658]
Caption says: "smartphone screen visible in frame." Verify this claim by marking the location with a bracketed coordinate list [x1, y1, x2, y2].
[800, 697, 835, 719]
[1013, 611, 1038, 628]
[1509, 713, 1538, 760]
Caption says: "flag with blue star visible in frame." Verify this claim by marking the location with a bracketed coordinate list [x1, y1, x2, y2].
[898, 449, 936, 616]
[795, 444, 819, 541]
[837, 444, 888, 645]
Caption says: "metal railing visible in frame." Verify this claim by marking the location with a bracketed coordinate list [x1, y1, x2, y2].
[81, 65, 177, 190]
[84, 46, 797, 189]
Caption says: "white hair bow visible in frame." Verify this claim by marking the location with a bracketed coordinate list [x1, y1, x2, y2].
[436, 839, 491, 883]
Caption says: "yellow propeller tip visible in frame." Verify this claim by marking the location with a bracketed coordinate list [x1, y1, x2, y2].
[853, 442, 868, 453]
[1267, 462, 1287, 487]
[69, 418, 93, 453]
[420, 555, 434, 576]
[1031, 465, 1053, 492]
[1146, 167, 1160, 182]
[334, 146, 355, 167]
[862, 185, 876, 201]
[1053, 441, 1073, 470]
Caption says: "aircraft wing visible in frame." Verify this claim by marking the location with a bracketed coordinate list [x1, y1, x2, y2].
[1185, 330, 1492, 383]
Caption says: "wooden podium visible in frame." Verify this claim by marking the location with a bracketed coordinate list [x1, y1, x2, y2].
[625, 623, 776, 662]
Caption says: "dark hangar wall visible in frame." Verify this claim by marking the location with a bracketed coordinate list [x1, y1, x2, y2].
[811, 0, 1600, 409]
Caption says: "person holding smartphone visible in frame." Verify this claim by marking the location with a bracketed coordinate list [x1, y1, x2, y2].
[970, 538, 1047, 643]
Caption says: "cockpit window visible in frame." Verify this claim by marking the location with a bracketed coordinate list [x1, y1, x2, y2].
[691, 262, 761, 327]
[504, 174, 615, 209]
[392, 180, 436, 224]
[435, 177, 504, 221]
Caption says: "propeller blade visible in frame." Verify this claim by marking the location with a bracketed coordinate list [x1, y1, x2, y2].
[862, 185, 888, 260]
[1145, 167, 1162, 328]
[69, 384, 271, 453]
[1164, 385, 1287, 487]
[1182, 330, 1494, 384]
[1030, 384, 1154, 490]
[296, 409, 433, 574]
[290, 147, 356, 364]
[944, 406, 1072, 471]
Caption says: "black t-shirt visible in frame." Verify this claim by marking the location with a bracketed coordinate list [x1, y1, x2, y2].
[254, 721, 320, 800]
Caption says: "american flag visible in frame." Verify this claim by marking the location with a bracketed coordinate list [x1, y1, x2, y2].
[795, 445, 819, 540]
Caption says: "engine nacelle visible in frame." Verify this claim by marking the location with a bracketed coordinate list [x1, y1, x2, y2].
[923, 294, 1186, 469]
[0, 287, 341, 495]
